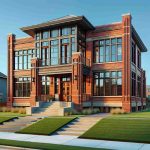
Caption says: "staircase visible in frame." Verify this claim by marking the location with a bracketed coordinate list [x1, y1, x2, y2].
[0, 116, 40, 132]
[54, 116, 101, 136]
[32, 101, 72, 117]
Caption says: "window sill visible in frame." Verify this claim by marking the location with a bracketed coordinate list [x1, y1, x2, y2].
[93, 61, 122, 65]
[13, 97, 30, 99]
[92, 96, 122, 97]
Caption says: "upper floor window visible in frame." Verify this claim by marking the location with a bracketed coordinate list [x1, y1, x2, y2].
[14, 49, 35, 70]
[93, 37, 122, 63]
[132, 42, 136, 64]
[137, 50, 141, 68]
[42, 31, 49, 39]
[61, 27, 70, 36]
[61, 27, 76, 36]
[51, 29, 59, 38]
[35, 33, 40, 40]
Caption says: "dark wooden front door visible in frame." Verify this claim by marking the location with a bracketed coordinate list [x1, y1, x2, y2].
[61, 77, 71, 101]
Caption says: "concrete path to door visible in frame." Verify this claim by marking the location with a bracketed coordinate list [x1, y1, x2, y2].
[0, 132, 149, 150]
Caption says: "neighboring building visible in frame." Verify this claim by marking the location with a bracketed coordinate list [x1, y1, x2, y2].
[0, 72, 7, 104]
[146, 85, 150, 100]
[7, 13, 147, 112]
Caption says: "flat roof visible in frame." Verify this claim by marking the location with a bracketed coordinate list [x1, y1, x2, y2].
[132, 26, 147, 52]
[20, 15, 95, 36]
[0, 72, 7, 79]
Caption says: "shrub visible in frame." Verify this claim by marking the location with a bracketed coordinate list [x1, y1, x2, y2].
[110, 108, 127, 115]
[1, 107, 7, 112]
[92, 108, 100, 114]
[0, 107, 26, 114]
[11, 107, 18, 113]
[18, 108, 26, 114]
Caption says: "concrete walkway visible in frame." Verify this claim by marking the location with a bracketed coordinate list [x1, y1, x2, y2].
[0, 132, 149, 150]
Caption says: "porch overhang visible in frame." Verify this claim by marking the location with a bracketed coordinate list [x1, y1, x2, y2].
[38, 64, 72, 75]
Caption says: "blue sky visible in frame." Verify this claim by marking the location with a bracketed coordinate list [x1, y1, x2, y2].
[0, 0, 150, 84]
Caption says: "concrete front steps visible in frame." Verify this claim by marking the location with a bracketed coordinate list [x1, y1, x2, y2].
[54, 116, 101, 136]
[0, 116, 40, 132]
[32, 101, 71, 116]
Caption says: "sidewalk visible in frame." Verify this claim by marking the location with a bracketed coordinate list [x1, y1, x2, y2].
[0, 132, 149, 150]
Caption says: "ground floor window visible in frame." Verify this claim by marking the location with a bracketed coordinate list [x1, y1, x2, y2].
[83, 75, 86, 93]
[14, 77, 31, 97]
[41, 76, 50, 95]
[131, 72, 136, 96]
[93, 71, 122, 96]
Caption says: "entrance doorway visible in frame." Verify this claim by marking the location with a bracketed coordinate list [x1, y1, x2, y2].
[61, 76, 71, 101]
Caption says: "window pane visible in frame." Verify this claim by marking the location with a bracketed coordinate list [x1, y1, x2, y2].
[111, 38, 117, 44]
[105, 46, 110, 62]
[117, 45, 122, 61]
[42, 31, 49, 39]
[106, 39, 110, 45]
[111, 79, 117, 96]
[117, 78, 122, 95]
[117, 38, 122, 43]
[51, 29, 59, 37]
[100, 79, 104, 96]
[62, 27, 70, 36]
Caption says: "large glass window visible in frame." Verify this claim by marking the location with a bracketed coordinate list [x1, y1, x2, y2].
[93, 71, 122, 96]
[50, 40, 59, 65]
[14, 50, 35, 70]
[131, 72, 136, 96]
[61, 38, 70, 64]
[34, 26, 77, 67]
[93, 37, 122, 63]
[14, 77, 31, 97]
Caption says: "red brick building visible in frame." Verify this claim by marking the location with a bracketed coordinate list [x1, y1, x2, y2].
[7, 14, 147, 112]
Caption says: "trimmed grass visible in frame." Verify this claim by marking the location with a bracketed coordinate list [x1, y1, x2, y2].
[0, 139, 107, 150]
[0, 117, 16, 124]
[0, 112, 26, 117]
[17, 117, 75, 135]
[80, 115, 150, 143]
[108, 112, 150, 119]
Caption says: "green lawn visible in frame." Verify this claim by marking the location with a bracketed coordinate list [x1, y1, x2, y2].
[0, 117, 16, 124]
[108, 111, 150, 119]
[80, 112, 150, 143]
[0, 112, 26, 117]
[17, 117, 75, 135]
[0, 139, 107, 150]
[0, 112, 26, 124]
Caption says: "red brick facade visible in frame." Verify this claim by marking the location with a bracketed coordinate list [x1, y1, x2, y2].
[7, 14, 147, 112]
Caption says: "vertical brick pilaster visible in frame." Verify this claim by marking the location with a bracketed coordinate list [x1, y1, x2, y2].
[122, 14, 132, 112]
[72, 52, 83, 110]
[30, 58, 38, 106]
[7, 34, 15, 107]
[86, 41, 93, 97]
